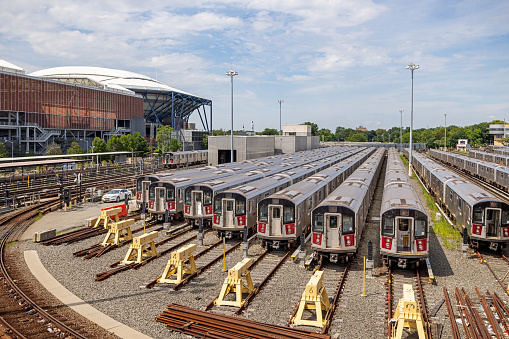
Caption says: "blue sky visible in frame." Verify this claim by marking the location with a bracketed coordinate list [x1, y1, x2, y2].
[1, 0, 508, 132]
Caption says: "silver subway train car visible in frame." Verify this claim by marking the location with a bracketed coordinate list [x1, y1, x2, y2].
[311, 148, 385, 263]
[380, 148, 429, 268]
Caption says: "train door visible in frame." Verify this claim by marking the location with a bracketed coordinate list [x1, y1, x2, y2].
[192, 190, 203, 216]
[485, 208, 501, 237]
[155, 187, 166, 211]
[396, 217, 412, 251]
[223, 199, 235, 227]
[325, 213, 341, 247]
[269, 205, 283, 236]
[142, 181, 151, 202]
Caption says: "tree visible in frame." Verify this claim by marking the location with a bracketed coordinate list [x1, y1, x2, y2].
[46, 142, 63, 155]
[498, 136, 509, 145]
[132, 132, 149, 155]
[66, 141, 83, 155]
[169, 138, 182, 152]
[0, 143, 7, 158]
[107, 135, 122, 152]
[317, 128, 335, 142]
[260, 128, 279, 135]
[335, 126, 353, 141]
[302, 122, 318, 136]
[202, 135, 209, 149]
[347, 131, 367, 142]
[155, 125, 174, 152]
[93, 137, 108, 153]
[119, 134, 134, 152]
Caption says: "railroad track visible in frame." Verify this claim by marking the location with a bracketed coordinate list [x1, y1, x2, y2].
[385, 266, 431, 339]
[476, 250, 509, 297]
[0, 200, 90, 338]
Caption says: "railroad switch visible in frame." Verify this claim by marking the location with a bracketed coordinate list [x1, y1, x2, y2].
[121, 231, 158, 264]
[157, 244, 197, 285]
[93, 207, 122, 228]
[214, 258, 254, 307]
[291, 270, 331, 328]
[101, 219, 135, 246]
[389, 284, 427, 339]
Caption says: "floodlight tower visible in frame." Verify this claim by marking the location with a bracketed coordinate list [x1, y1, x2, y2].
[406, 63, 419, 177]
[277, 99, 284, 135]
[399, 109, 403, 151]
[226, 70, 238, 163]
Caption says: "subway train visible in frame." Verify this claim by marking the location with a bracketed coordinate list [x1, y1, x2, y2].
[257, 147, 375, 250]
[469, 149, 509, 166]
[409, 149, 509, 250]
[212, 147, 365, 238]
[429, 149, 509, 192]
[380, 148, 429, 268]
[487, 145, 509, 156]
[146, 148, 349, 221]
[162, 150, 208, 168]
[311, 148, 385, 263]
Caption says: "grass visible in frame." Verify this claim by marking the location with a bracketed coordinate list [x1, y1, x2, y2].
[34, 212, 43, 221]
[400, 155, 462, 249]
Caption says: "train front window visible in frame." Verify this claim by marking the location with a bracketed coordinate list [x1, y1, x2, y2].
[204, 191, 212, 205]
[214, 198, 221, 214]
[283, 206, 294, 223]
[502, 210, 509, 225]
[167, 188, 174, 201]
[226, 201, 234, 211]
[415, 220, 427, 237]
[258, 203, 269, 222]
[185, 190, 192, 204]
[159, 189, 164, 198]
[137, 180, 142, 191]
[342, 215, 354, 234]
[473, 208, 484, 223]
[382, 217, 394, 236]
[398, 219, 409, 232]
[273, 208, 281, 219]
[236, 200, 245, 215]
[314, 214, 324, 233]
[149, 187, 155, 200]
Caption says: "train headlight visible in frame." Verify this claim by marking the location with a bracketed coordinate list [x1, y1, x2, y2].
[258, 223, 266, 233]
[136, 193, 141, 200]
[472, 224, 482, 235]
[416, 239, 427, 252]
[213, 215, 221, 225]
[285, 223, 295, 235]
[344, 234, 353, 247]
[184, 205, 190, 214]
[503, 227, 509, 238]
[313, 232, 322, 245]
[382, 237, 392, 250]
[149, 201, 154, 209]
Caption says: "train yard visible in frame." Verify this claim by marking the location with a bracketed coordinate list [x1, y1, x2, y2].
[2, 147, 509, 338]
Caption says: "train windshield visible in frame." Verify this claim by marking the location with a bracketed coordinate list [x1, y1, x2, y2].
[204, 191, 212, 205]
[382, 216, 394, 236]
[258, 201, 269, 222]
[137, 179, 142, 191]
[503, 209, 509, 226]
[314, 214, 324, 233]
[185, 190, 192, 204]
[214, 197, 222, 214]
[473, 208, 484, 224]
[167, 188, 174, 201]
[284, 206, 295, 223]
[149, 186, 155, 200]
[342, 215, 354, 234]
[236, 199, 245, 215]
[415, 219, 427, 237]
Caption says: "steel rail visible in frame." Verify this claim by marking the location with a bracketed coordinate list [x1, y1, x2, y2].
[475, 287, 502, 339]
[442, 286, 461, 339]
[0, 203, 88, 339]
[415, 268, 432, 339]
[461, 287, 491, 339]
[321, 262, 351, 335]
[477, 251, 509, 295]
[454, 287, 476, 339]
[386, 266, 392, 339]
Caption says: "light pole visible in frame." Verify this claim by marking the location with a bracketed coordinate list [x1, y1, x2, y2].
[277, 99, 284, 135]
[79, 138, 89, 152]
[444, 113, 447, 151]
[399, 109, 403, 152]
[226, 70, 238, 163]
[406, 63, 419, 177]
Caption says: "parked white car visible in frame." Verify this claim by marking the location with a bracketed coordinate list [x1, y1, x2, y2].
[102, 189, 132, 203]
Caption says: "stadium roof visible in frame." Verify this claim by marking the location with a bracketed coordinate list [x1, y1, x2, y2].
[30, 66, 212, 132]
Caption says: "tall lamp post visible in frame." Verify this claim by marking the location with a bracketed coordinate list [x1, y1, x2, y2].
[226, 70, 238, 163]
[406, 63, 419, 177]
[444, 113, 447, 151]
[277, 99, 284, 135]
[399, 109, 403, 151]
[5, 140, 14, 157]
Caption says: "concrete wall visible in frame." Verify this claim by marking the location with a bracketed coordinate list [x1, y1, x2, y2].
[208, 135, 274, 165]
[275, 136, 320, 154]
[283, 125, 311, 136]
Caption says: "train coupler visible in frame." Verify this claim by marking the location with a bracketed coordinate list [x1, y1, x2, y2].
[397, 258, 407, 269]
[329, 254, 339, 264]
[272, 241, 280, 250]
[489, 242, 499, 251]
[225, 232, 233, 240]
